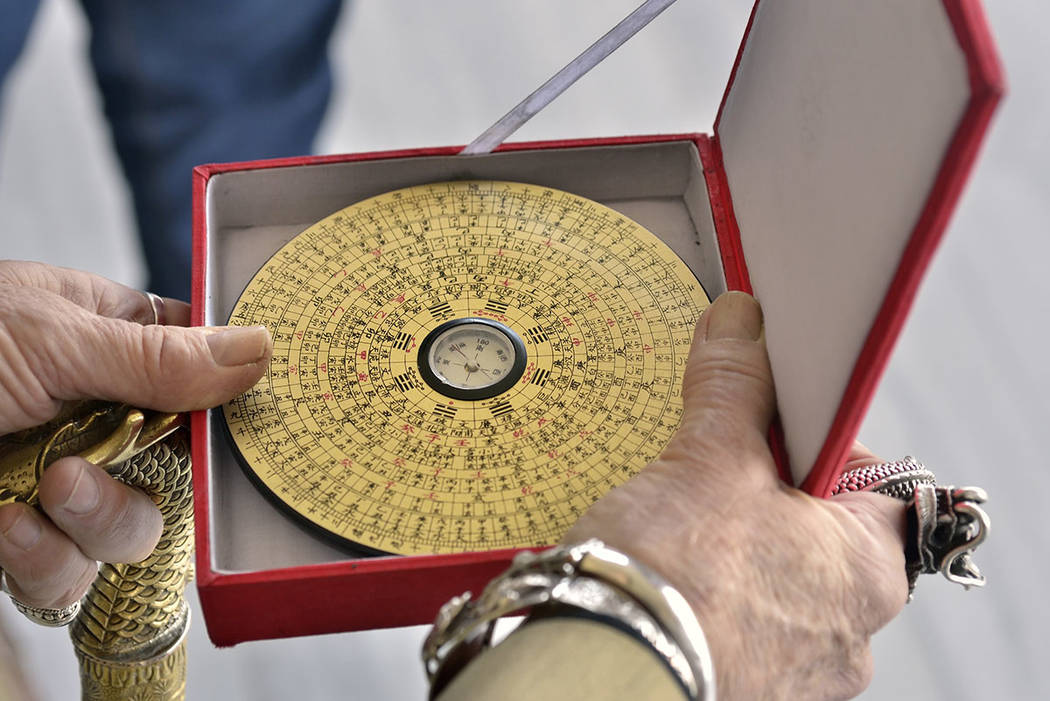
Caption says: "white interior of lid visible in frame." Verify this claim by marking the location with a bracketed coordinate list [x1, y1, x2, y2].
[716, 0, 971, 482]
[203, 141, 722, 572]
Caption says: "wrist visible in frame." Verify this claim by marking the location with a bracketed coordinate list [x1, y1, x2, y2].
[436, 616, 688, 701]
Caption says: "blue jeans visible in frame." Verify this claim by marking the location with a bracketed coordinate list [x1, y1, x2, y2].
[1, 0, 343, 300]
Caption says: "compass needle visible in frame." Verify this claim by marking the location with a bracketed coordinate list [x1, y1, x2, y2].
[223, 181, 709, 556]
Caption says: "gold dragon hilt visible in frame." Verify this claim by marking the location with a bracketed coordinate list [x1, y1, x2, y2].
[0, 402, 193, 701]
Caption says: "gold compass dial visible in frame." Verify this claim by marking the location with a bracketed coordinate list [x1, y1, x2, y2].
[223, 180, 709, 555]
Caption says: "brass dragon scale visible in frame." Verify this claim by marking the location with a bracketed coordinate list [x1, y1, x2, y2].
[0, 402, 192, 700]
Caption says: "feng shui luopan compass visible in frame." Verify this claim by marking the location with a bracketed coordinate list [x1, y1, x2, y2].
[222, 180, 709, 555]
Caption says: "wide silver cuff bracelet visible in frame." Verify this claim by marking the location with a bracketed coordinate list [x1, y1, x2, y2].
[422, 539, 715, 701]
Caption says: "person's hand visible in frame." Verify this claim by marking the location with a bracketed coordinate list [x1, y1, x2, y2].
[0, 260, 271, 612]
[566, 291, 908, 701]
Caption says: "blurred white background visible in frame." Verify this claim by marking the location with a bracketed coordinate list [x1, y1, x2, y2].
[1, 1, 1047, 698]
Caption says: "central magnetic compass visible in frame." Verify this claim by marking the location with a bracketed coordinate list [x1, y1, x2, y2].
[418, 318, 527, 400]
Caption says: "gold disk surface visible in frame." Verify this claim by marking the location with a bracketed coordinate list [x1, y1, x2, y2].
[223, 180, 709, 555]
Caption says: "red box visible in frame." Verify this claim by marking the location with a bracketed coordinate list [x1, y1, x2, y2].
[191, 0, 1003, 645]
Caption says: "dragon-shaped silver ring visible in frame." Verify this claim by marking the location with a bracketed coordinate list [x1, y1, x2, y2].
[831, 456, 989, 599]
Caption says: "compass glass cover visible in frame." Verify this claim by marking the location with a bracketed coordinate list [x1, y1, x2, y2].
[428, 322, 516, 390]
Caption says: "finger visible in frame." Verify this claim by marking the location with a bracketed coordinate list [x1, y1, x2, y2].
[829, 442, 911, 617]
[829, 490, 911, 625]
[0, 503, 97, 609]
[152, 297, 191, 327]
[38, 457, 161, 563]
[844, 440, 881, 470]
[665, 292, 777, 479]
[0, 260, 189, 325]
[122, 292, 191, 328]
[833, 442, 909, 544]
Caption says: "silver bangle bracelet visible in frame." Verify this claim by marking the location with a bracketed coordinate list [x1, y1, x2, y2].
[422, 539, 715, 701]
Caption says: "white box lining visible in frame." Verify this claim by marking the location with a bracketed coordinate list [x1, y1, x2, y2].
[717, 0, 971, 482]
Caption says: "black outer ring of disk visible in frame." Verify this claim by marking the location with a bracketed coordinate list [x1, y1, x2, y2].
[417, 317, 527, 401]
[218, 415, 388, 558]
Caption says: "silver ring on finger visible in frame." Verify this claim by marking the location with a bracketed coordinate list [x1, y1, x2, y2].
[1, 570, 81, 627]
[10, 596, 81, 627]
[829, 455, 935, 499]
[142, 290, 166, 326]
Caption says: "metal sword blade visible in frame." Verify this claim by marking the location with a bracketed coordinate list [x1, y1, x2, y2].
[459, 0, 680, 156]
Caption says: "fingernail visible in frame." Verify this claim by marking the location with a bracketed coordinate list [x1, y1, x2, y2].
[0, 509, 42, 550]
[62, 465, 100, 515]
[206, 326, 270, 366]
[705, 291, 763, 341]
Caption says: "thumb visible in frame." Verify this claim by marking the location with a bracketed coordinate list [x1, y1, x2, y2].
[45, 313, 272, 414]
[0, 284, 272, 433]
[60, 316, 273, 413]
[668, 292, 777, 478]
